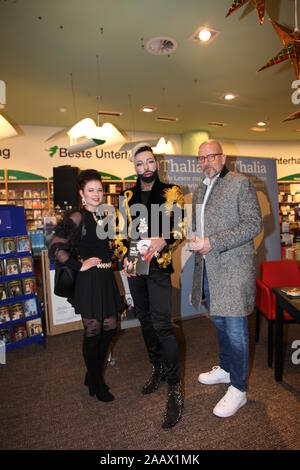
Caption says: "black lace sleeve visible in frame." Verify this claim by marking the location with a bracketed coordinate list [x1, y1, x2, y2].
[48, 210, 83, 270]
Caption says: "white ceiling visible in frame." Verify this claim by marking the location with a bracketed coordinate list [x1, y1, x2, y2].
[1, 0, 300, 141]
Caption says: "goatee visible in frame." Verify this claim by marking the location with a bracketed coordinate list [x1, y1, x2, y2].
[139, 170, 158, 183]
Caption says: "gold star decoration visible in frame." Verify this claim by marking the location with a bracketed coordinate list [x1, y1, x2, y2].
[283, 109, 300, 122]
[226, 0, 266, 25]
[258, 19, 300, 80]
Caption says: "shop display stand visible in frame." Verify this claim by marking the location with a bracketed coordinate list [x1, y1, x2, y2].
[0, 205, 45, 352]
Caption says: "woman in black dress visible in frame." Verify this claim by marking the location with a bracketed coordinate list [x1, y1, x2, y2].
[49, 169, 123, 402]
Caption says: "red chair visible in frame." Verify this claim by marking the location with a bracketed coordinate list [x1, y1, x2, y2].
[255, 260, 300, 367]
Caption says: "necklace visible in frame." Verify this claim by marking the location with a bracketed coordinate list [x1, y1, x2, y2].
[91, 211, 103, 226]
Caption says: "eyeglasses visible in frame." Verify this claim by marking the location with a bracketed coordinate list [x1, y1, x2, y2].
[197, 153, 222, 163]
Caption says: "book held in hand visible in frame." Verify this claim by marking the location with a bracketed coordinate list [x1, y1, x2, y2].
[126, 239, 151, 275]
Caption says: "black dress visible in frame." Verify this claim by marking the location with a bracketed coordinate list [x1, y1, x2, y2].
[71, 210, 123, 320]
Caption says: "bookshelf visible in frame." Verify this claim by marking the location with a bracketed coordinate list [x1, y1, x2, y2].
[0, 206, 45, 352]
[278, 182, 300, 260]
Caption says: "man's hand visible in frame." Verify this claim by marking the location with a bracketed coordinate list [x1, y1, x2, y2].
[199, 237, 212, 255]
[123, 257, 136, 277]
[189, 236, 212, 255]
[146, 238, 167, 261]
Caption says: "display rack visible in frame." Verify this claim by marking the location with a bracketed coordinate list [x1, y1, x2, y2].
[278, 181, 300, 260]
[0, 205, 45, 352]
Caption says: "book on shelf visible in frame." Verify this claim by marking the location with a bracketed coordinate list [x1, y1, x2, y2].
[23, 190, 32, 199]
[0, 282, 8, 300]
[0, 260, 4, 276]
[7, 189, 16, 200]
[24, 200, 33, 209]
[17, 235, 31, 252]
[23, 298, 38, 317]
[26, 318, 43, 336]
[125, 239, 151, 275]
[0, 306, 10, 324]
[32, 190, 41, 198]
[12, 323, 27, 341]
[10, 303, 24, 320]
[7, 280, 22, 297]
[281, 287, 300, 297]
[0, 237, 17, 254]
[22, 277, 36, 295]
[5, 258, 19, 276]
[0, 327, 11, 343]
[32, 200, 41, 209]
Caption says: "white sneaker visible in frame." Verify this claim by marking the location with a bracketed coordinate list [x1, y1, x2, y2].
[213, 385, 247, 418]
[198, 366, 230, 385]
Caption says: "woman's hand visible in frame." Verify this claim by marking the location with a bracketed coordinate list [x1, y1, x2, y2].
[146, 238, 167, 261]
[80, 257, 102, 271]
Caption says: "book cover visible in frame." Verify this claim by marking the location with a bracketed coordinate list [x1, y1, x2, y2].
[23, 298, 38, 317]
[8, 280, 22, 297]
[0, 282, 8, 300]
[0, 260, 3, 276]
[12, 324, 27, 342]
[0, 306, 10, 324]
[26, 318, 43, 336]
[17, 235, 31, 252]
[23, 277, 36, 295]
[126, 239, 151, 275]
[20, 257, 33, 274]
[5, 258, 19, 276]
[0, 327, 11, 343]
[10, 303, 24, 321]
[23, 189, 32, 199]
[2, 237, 16, 254]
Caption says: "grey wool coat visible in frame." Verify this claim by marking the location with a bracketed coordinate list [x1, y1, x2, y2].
[191, 165, 262, 317]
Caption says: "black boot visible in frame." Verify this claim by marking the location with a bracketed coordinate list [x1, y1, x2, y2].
[141, 362, 166, 395]
[97, 329, 117, 397]
[162, 382, 184, 429]
[82, 335, 114, 402]
[84, 372, 109, 393]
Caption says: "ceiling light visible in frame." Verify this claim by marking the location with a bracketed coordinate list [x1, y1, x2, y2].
[67, 118, 127, 154]
[146, 37, 178, 55]
[156, 116, 179, 122]
[250, 126, 269, 132]
[140, 106, 157, 113]
[257, 121, 267, 127]
[152, 137, 175, 154]
[224, 94, 236, 101]
[59, 107, 67, 113]
[0, 114, 18, 140]
[199, 28, 211, 42]
[296, 129, 300, 132]
[190, 26, 220, 44]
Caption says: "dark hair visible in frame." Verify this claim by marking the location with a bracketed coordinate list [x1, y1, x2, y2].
[134, 145, 154, 158]
[78, 169, 102, 190]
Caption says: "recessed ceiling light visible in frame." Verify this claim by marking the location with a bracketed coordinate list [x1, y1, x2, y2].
[295, 129, 300, 132]
[146, 37, 178, 55]
[156, 116, 179, 122]
[199, 28, 211, 42]
[250, 126, 269, 132]
[59, 107, 67, 113]
[190, 26, 220, 44]
[257, 121, 267, 127]
[140, 106, 157, 113]
[224, 94, 237, 101]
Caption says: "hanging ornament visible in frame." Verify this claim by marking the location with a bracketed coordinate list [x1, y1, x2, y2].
[283, 109, 300, 122]
[226, 0, 266, 25]
[259, 0, 300, 80]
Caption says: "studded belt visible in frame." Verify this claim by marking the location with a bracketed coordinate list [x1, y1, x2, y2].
[97, 262, 112, 269]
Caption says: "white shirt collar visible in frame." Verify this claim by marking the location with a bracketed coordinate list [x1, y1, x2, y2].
[203, 173, 220, 187]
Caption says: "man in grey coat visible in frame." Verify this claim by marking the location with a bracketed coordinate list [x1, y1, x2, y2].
[190, 139, 262, 418]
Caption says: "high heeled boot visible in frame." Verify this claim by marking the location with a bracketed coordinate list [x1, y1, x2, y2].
[141, 362, 166, 395]
[97, 328, 117, 399]
[82, 335, 114, 402]
[162, 382, 184, 429]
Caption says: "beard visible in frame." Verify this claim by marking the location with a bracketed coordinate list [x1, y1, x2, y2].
[139, 169, 158, 183]
[203, 166, 219, 178]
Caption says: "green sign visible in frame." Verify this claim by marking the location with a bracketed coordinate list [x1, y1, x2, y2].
[278, 174, 300, 182]
[7, 170, 47, 181]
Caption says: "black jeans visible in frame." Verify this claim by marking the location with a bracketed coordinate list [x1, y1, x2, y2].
[128, 264, 180, 385]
